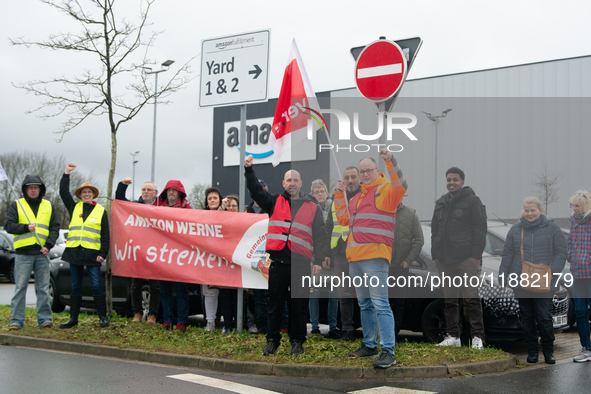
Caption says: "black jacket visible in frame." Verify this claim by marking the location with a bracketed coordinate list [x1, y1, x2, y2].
[4, 174, 60, 255]
[431, 186, 487, 265]
[244, 165, 329, 266]
[115, 182, 155, 205]
[60, 173, 110, 266]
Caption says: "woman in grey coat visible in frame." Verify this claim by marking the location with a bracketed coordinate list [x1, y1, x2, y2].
[499, 196, 566, 364]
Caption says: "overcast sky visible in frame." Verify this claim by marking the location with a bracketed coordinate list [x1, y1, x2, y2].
[1, 0, 590, 199]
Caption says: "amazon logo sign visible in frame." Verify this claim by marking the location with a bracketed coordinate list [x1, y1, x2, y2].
[223, 117, 316, 167]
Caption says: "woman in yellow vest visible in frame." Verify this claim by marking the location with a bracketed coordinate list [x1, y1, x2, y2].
[59, 163, 110, 328]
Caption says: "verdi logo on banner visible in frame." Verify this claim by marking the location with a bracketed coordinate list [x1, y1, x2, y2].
[223, 116, 316, 166]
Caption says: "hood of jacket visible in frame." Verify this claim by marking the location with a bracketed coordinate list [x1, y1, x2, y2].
[360, 173, 389, 194]
[437, 186, 476, 205]
[21, 174, 46, 201]
[157, 180, 188, 206]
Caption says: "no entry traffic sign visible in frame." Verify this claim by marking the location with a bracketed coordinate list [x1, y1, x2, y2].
[355, 40, 408, 102]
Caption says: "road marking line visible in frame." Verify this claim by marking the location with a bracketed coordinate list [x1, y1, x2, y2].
[349, 387, 438, 394]
[357, 64, 402, 79]
[167, 373, 281, 394]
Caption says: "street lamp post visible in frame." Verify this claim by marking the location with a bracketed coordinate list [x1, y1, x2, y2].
[130, 151, 140, 200]
[144, 60, 175, 183]
[422, 109, 452, 202]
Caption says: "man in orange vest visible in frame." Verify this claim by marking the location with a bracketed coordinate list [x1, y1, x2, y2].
[244, 155, 329, 356]
[334, 149, 407, 369]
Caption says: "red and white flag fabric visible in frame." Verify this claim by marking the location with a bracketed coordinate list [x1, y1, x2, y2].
[269, 39, 321, 166]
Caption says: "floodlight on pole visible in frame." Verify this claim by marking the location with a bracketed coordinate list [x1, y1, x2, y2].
[130, 151, 140, 200]
[422, 109, 452, 201]
[144, 60, 175, 183]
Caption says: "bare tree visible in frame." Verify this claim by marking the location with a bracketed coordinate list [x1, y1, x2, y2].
[10, 0, 192, 314]
[189, 183, 211, 210]
[0, 151, 101, 230]
[534, 163, 563, 216]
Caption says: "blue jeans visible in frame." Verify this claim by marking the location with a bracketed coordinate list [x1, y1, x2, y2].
[10, 254, 52, 327]
[159, 281, 189, 324]
[309, 289, 339, 331]
[349, 258, 395, 353]
[573, 278, 591, 351]
[70, 264, 104, 296]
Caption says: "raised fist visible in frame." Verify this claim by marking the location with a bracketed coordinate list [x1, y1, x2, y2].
[122, 177, 132, 185]
[65, 163, 77, 174]
[244, 155, 254, 167]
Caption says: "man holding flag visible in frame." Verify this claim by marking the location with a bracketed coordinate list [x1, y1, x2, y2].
[4, 172, 60, 330]
[244, 155, 329, 355]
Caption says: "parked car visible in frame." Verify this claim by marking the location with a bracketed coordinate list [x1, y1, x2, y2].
[0, 230, 16, 283]
[319, 221, 571, 343]
[48, 256, 204, 320]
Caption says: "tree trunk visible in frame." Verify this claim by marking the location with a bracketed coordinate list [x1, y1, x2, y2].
[105, 130, 117, 316]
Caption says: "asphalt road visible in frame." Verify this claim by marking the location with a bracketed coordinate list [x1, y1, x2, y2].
[1, 346, 591, 394]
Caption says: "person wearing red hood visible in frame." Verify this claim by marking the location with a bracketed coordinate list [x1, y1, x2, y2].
[157, 180, 194, 333]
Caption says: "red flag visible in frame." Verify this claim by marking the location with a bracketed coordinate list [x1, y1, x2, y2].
[269, 39, 321, 166]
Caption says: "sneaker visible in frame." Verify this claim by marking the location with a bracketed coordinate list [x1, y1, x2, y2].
[222, 328, 230, 335]
[310, 328, 321, 335]
[8, 325, 20, 331]
[471, 336, 483, 350]
[263, 339, 278, 356]
[41, 322, 53, 328]
[175, 323, 186, 333]
[347, 344, 379, 358]
[146, 315, 156, 326]
[280, 327, 289, 334]
[132, 313, 142, 322]
[437, 334, 461, 347]
[254, 328, 266, 335]
[373, 350, 396, 369]
[291, 341, 304, 355]
[573, 348, 591, 363]
[205, 321, 215, 331]
[248, 325, 258, 334]
[326, 328, 342, 339]
[159, 322, 171, 330]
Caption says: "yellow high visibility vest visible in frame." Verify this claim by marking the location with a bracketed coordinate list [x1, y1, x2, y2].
[13, 199, 52, 249]
[330, 202, 349, 249]
[66, 202, 104, 251]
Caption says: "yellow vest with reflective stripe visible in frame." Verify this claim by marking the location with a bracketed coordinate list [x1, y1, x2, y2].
[66, 202, 104, 250]
[330, 202, 349, 249]
[13, 199, 52, 249]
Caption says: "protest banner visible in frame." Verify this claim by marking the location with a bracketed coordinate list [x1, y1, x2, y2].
[110, 200, 269, 289]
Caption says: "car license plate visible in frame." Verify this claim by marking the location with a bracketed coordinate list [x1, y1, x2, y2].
[553, 314, 567, 328]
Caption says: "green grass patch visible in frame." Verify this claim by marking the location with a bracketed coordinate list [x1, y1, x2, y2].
[1, 305, 510, 367]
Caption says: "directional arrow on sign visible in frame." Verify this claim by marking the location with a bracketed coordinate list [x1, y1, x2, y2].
[249, 65, 262, 79]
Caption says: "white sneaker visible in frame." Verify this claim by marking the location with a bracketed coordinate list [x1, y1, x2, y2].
[248, 325, 258, 334]
[573, 348, 591, 363]
[437, 334, 461, 347]
[472, 336, 483, 350]
[205, 321, 215, 331]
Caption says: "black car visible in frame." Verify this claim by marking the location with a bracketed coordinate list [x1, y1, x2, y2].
[318, 222, 570, 343]
[0, 230, 16, 283]
[48, 255, 203, 320]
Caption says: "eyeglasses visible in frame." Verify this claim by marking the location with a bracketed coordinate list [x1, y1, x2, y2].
[142, 188, 154, 192]
[359, 168, 377, 176]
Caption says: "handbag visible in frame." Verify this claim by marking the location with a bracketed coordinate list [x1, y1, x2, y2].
[520, 227, 551, 293]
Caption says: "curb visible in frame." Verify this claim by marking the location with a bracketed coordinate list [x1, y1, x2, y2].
[0, 334, 516, 380]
